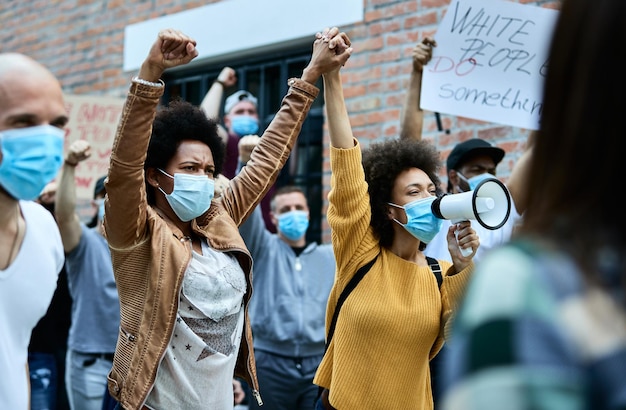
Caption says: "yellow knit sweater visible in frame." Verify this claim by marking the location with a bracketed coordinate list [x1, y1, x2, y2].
[313, 141, 472, 409]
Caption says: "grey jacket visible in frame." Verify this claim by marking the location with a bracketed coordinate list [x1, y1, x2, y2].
[240, 207, 335, 357]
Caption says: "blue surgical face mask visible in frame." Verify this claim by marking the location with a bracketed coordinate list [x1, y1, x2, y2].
[231, 115, 259, 136]
[0, 125, 64, 200]
[277, 210, 309, 241]
[388, 196, 442, 243]
[458, 172, 497, 191]
[157, 169, 215, 222]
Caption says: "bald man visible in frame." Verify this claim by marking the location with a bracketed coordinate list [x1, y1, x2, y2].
[0, 53, 66, 410]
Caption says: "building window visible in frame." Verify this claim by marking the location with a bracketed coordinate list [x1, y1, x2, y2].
[162, 48, 325, 243]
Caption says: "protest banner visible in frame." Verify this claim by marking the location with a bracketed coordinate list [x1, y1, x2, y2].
[63, 94, 125, 199]
[421, 0, 558, 130]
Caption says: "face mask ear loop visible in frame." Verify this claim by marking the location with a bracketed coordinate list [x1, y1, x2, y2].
[387, 202, 407, 226]
[158, 168, 174, 179]
[455, 171, 472, 193]
[457, 171, 469, 183]
[156, 169, 174, 197]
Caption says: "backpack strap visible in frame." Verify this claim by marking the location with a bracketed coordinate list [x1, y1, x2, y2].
[317, 253, 440, 406]
[326, 253, 440, 351]
[426, 256, 442, 289]
[316, 253, 379, 405]
[325, 254, 379, 350]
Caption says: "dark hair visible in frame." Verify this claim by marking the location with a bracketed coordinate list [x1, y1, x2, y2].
[270, 185, 307, 212]
[519, 0, 626, 284]
[362, 138, 441, 249]
[144, 99, 224, 204]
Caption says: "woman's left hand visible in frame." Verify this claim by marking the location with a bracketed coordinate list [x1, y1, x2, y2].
[448, 221, 479, 271]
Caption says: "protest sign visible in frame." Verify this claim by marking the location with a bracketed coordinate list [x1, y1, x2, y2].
[64, 95, 125, 199]
[421, 0, 558, 130]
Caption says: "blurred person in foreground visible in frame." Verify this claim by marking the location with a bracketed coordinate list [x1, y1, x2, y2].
[441, 0, 626, 409]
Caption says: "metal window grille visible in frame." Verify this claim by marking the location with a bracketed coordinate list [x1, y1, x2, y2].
[162, 49, 325, 243]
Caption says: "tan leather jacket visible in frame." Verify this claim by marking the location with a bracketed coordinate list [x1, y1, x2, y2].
[104, 78, 319, 410]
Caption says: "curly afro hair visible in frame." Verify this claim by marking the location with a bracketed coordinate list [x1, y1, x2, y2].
[144, 98, 224, 204]
[362, 138, 442, 249]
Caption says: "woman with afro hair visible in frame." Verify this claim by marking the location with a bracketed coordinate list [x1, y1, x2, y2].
[102, 28, 352, 410]
[312, 30, 479, 410]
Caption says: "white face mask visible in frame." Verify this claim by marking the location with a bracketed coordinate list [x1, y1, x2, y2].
[157, 169, 215, 222]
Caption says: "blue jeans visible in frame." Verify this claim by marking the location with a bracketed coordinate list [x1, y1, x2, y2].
[101, 383, 118, 410]
[29, 352, 58, 410]
[65, 349, 112, 410]
[314, 396, 326, 410]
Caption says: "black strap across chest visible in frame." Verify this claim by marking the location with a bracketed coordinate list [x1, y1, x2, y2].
[325, 254, 442, 350]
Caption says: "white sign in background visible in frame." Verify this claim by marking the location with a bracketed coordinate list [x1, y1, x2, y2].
[421, 0, 559, 130]
[63, 95, 125, 199]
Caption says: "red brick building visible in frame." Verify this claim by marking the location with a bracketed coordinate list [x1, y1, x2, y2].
[0, 0, 559, 241]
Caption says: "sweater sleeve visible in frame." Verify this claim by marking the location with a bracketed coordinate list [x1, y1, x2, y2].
[438, 260, 474, 344]
[327, 141, 379, 280]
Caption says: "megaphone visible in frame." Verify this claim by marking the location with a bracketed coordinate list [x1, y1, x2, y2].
[431, 178, 511, 256]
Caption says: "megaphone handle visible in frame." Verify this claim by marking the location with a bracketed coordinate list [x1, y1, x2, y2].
[452, 219, 473, 257]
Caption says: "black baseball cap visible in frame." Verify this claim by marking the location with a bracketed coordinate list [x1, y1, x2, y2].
[446, 139, 505, 171]
[94, 176, 107, 199]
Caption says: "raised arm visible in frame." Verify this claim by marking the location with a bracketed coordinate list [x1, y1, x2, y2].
[321, 29, 354, 149]
[399, 37, 436, 141]
[220, 27, 352, 226]
[105, 29, 198, 248]
[55, 139, 91, 253]
[200, 67, 236, 145]
[137, 29, 198, 83]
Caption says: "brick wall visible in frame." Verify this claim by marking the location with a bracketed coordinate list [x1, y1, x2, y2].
[0, 0, 561, 239]
[317, 0, 560, 241]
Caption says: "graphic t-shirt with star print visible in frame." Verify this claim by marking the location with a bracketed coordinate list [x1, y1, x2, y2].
[145, 239, 246, 409]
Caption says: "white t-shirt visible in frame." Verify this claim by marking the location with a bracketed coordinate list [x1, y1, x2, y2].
[425, 201, 522, 263]
[0, 200, 64, 410]
[146, 239, 246, 410]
